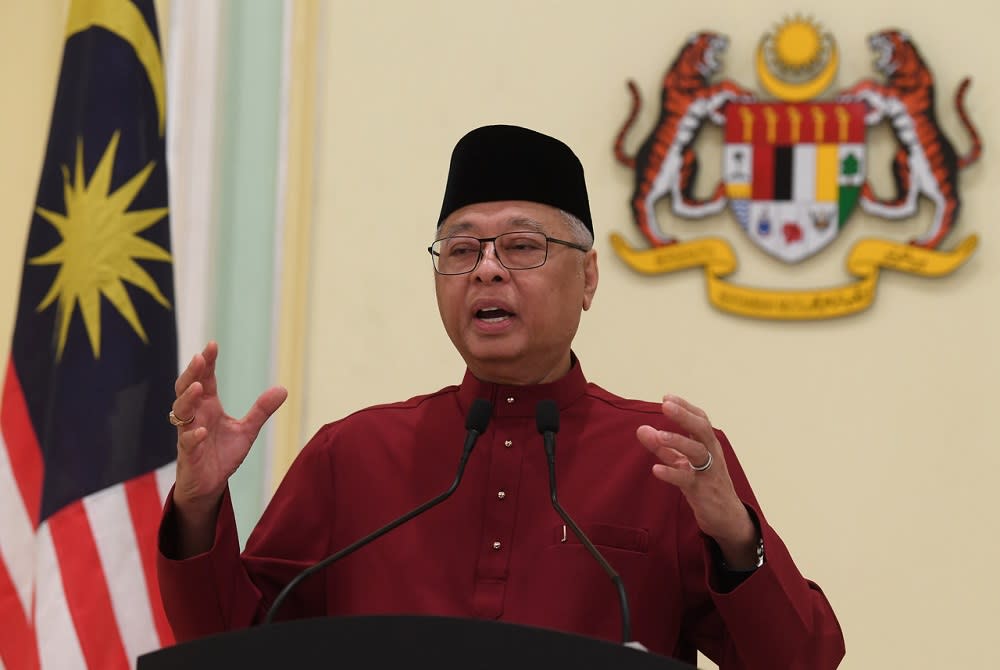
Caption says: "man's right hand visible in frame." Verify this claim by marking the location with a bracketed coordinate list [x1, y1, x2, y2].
[170, 341, 288, 556]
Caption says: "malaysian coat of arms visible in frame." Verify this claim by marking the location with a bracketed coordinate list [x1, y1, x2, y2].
[610, 19, 981, 320]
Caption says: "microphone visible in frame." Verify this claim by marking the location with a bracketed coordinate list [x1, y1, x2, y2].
[535, 399, 632, 645]
[263, 398, 493, 625]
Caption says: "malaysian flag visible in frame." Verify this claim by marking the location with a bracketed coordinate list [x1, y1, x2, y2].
[0, 1, 178, 667]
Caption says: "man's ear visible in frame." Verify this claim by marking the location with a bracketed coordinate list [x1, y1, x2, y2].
[582, 249, 598, 311]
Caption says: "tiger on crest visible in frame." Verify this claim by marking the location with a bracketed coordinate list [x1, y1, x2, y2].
[614, 32, 754, 247]
[839, 30, 981, 249]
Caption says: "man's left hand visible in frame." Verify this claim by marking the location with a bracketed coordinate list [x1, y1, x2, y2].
[636, 394, 759, 570]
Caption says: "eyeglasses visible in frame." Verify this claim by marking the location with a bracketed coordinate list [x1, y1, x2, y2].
[428, 231, 589, 275]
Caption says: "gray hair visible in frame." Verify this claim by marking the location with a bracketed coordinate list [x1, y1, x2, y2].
[559, 210, 594, 250]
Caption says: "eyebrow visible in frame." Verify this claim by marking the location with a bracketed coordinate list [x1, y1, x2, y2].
[439, 217, 546, 237]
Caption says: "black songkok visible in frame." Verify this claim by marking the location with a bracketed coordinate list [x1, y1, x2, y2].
[437, 125, 593, 233]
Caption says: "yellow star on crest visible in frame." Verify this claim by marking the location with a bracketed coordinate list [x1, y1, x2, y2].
[31, 131, 172, 360]
[773, 18, 824, 72]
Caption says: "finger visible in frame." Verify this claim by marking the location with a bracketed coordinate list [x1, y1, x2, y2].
[172, 381, 203, 428]
[240, 386, 288, 435]
[176, 426, 208, 456]
[637, 424, 711, 471]
[662, 394, 709, 422]
[661, 398, 716, 447]
[200, 341, 220, 397]
[651, 462, 695, 488]
[174, 352, 206, 397]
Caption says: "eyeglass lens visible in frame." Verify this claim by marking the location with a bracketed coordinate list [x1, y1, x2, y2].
[432, 232, 548, 274]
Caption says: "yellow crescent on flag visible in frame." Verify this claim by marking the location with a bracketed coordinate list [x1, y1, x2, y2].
[65, 0, 166, 135]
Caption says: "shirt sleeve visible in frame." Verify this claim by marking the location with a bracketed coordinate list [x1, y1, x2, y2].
[156, 427, 336, 642]
[704, 505, 761, 593]
[679, 430, 846, 669]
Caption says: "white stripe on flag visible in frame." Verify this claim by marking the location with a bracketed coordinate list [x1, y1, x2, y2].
[155, 462, 176, 506]
[793, 144, 817, 203]
[83, 484, 160, 666]
[0, 433, 35, 616]
[35, 521, 87, 670]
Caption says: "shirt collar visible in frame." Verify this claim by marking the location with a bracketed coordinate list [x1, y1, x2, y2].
[456, 353, 589, 419]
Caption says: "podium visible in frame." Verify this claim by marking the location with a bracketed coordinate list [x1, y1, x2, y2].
[137, 615, 697, 669]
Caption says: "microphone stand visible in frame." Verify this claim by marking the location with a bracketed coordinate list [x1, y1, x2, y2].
[536, 399, 632, 645]
[264, 398, 493, 625]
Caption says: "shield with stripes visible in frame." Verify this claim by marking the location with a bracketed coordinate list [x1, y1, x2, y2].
[723, 102, 867, 263]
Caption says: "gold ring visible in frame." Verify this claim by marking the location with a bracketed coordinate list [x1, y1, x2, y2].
[169, 410, 195, 427]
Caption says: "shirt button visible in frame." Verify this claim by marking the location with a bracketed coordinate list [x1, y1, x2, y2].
[497, 490, 506, 500]
[506, 396, 515, 404]
[504, 440, 513, 448]
[492, 541, 502, 550]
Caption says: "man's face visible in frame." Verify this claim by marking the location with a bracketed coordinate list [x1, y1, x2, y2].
[434, 201, 598, 385]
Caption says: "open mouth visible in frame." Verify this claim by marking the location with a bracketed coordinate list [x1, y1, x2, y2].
[701, 37, 727, 76]
[869, 36, 894, 75]
[475, 307, 514, 323]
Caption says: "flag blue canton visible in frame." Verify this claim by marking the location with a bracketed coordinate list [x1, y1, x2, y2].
[14, 2, 178, 524]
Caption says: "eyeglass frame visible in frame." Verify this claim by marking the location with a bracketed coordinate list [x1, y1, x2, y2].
[427, 231, 590, 275]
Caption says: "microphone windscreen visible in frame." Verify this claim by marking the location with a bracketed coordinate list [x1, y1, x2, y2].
[466, 398, 493, 433]
[535, 399, 560, 434]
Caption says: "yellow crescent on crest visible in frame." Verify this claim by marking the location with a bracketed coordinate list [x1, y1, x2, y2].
[65, 0, 166, 135]
[756, 17, 839, 102]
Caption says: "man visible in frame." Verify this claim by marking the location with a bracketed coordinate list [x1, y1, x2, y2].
[159, 125, 845, 668]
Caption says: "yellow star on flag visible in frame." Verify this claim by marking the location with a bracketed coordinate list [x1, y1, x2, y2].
[31, 130, 172, 360]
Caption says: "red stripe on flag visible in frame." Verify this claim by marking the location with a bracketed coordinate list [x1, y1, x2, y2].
[2, 359, 44, 527]
[0, 552, 40, 670]
[752, 144, 774, 201]
[125, 473, 175, 648]
[48, 501, 130, 670]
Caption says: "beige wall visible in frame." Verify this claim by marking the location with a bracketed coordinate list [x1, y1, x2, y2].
[0, 3, 68, 346]
[2, 1, 997, 668]
[306, 1, 999, 668]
